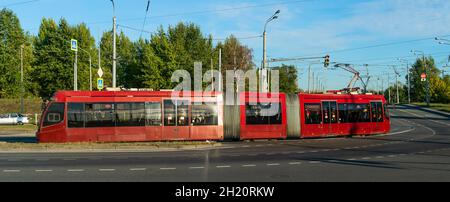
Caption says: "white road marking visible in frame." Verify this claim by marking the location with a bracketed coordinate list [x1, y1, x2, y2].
[216, 165, 231, 168]
[376, 156, 384, 159]
[362, 157, 371, 160]
[99, 169, 115, 172]
[242, 164, 256, 167]
[35, 170, 53, 172]
[347, 158, 357, 161]
[189, 167, 205, 169]
[68, 169, 85, 172]
[289, 162, 302, 165]
[309, 161, 321, 164]
[267, 163, 280, 166]
[3, 170, 20, 173]
[130, 168, 147, 171]
[160, 167, 176, 170]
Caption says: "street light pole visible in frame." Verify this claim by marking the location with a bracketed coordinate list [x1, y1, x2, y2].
[20, 45, 24, 114]
[79, 48, 93, 91]
[398, 58, 411, 104]
[111, 0, 117, 88]
[262, 10, 280, 92]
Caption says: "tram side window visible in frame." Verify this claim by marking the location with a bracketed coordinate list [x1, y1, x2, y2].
[116, 103, 146, 127]
[304, 104, 322, 124]
[85, 103, 115, 127]
[43, 103, 65, 127]
[385, 104, 390, 120]
[338, 104, 349, 123]
[192, 102, 218, 126]
[371, 102, 384, 122]
[68, 103, 85, 128]
[146, 102, 162, 126]
[246, 102, 282, 125]
[164, 100, 176, 126]
[348, 104, 371, 123]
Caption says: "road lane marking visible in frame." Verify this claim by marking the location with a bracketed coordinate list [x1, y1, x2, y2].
[130, 168, 146, 171]
[160, 167, 176, 170]
[35, 170, 53, 172]
[309, 161, 321, 164]
[289, 162, 302, 165]
[242, 164, 256, 167]
[216, 165, 231, 168]
[362, 157, 371, 160]
[189, 167, 205, 169]
[3, 170, 20, 173]
[99, 169, 115, 172]
[347, 158, 357, 161]
[267, 163, 280, 166]
[68, 169, 85, 172]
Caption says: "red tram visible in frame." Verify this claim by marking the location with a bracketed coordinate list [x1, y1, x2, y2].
[36, 91, 390, 143]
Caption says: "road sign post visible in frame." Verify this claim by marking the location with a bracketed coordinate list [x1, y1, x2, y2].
[71, 39, 78, 91]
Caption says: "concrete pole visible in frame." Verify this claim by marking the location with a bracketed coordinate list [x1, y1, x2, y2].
[89, 56, 92, 91]
[407, 63, 411, 104]
[20, 45, 24, 114]
[424, 55, 430, 107]
[396, 73, 399, 104]
[262, 30, 268, 92]
[219, 48, 222, 92]
[74, 50, 78, 91]
[112, 16, 117, 88]
[308, 65, 311, 93]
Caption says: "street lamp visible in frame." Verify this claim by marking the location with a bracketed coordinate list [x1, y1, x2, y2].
[411, 50, 430, 107]
[435, 37, 450, 45]
[261, 10, 280, 92]
[110, 0, 117, 88]
[398, 58, 411, 104]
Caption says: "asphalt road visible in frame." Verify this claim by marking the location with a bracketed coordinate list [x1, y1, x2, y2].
[0, 105, 449, 182]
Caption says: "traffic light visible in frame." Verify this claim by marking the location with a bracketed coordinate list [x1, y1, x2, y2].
[324, 55, 330, 68]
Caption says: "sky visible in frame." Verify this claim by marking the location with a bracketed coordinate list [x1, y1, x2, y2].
[3, 0, 450, 91]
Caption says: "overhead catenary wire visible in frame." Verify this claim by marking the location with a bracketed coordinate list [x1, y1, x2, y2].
[139, 0, 151, 39]
[87, 0, 316, 25]
[1, 0, 40, 8]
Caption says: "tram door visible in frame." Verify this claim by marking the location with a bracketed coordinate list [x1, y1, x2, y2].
[322, 101, 338, 135]
[163, 100, 190, 140]
[370, 101, 384, 134]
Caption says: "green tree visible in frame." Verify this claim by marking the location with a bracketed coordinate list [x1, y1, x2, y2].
[0, 9, 32, 98]
[32, 18, 97, 98]
[272, 64, 299, 93]
[409, 57, 445, 103]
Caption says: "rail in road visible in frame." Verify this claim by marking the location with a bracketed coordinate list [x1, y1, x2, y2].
[0, 105, 449, 182]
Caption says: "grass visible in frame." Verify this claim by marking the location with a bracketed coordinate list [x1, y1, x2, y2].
[412, 102, 450, 113]
[0, 140, 221, 152]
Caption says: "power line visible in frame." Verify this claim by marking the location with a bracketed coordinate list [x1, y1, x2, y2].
[117, 24, 154, 34]
[213, 35, 263, 41]
[139, 0, 151, 39]
[1, 0, 40, 8]
[88, 0, 316, 25]
[284, 34, 450, 58]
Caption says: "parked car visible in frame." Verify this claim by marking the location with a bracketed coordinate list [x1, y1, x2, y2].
[0, 113, 29, 125]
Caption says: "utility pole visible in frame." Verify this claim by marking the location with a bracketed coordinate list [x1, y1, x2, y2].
[308, 65, 311, 93]
[393, 66, 400, 104]
[424, 55, 430, 107]
[262, 10, 280, 93]
[74, 49, 78, 91]
[111, 0, 117, 88]
[219, 48, 222, 92]
[20, 45, 24, 114]
[388, 74, 391, 104]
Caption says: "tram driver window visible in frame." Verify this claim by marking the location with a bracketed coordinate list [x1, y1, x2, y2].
[43, 103, 65, 127]
[304, 104, 322, 124]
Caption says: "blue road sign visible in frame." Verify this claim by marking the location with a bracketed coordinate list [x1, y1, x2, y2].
[97, 78, 104, 90]
[71, 39, 78, 52]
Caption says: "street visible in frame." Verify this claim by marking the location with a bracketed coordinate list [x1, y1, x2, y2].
[0, 105, 449, 182]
